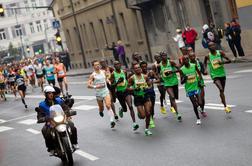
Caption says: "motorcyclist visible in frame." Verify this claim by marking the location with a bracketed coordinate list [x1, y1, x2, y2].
[36, 85, 78, 155]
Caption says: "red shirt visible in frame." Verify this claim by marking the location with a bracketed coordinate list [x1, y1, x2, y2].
[182, 28, 198, 44]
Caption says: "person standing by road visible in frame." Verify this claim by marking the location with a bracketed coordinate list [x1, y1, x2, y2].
[182, 25, 198, 52]
[117, 40, 128, 68]
[106, 42, 119, 61]
[173, 28, 186, 54]
[231, 19, 245, 58]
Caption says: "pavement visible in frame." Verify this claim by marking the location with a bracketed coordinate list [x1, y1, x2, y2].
[1, 62, 252, 166]
[66, 51, 252, 77]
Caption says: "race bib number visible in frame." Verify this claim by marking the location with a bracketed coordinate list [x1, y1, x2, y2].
[58, 70, 65, 76]
[211, 59, 221, 69]
[117, 80, 126, 87]
[136, 82, 147, 89]
[163, 69, 172, 77]
[187, 74, 196, 83]
[47, 71, 52, 77]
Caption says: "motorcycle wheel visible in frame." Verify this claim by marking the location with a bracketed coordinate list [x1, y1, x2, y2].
[61, 136, 74, 166]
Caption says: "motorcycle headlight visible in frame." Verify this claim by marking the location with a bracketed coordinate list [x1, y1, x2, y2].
[53, 115, 64, 123]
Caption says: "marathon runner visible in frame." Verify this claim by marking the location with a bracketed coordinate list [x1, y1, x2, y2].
[44, 59, 56, 86]
[34, 60, 45, 92]
[54, 57, 68, 96]
[87, 60, 116, 128]
[204, 42, 232, 114]
[15, 69, 28, 109]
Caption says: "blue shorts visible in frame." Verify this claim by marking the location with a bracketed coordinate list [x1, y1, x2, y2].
[187, 90, 199, 97]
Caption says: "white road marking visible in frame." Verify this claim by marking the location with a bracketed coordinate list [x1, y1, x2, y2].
[0, 126, 13, 132]
[206, 103, 236, 107]
[245, 110, 252, 113]
[5, 95, 96, 100]
[234, 69, 252, 74]
[18, 119, 37, 125]
[75, 150, 99, 161]
[155, 100, 183, 105]
[0, 119, 7, 124]
[2, 113, 36, 124]
[68, 81, 87, 85]
[73, 105, 98, 111]
[26, 128, 41, 134]
[204, 106, 225, 110]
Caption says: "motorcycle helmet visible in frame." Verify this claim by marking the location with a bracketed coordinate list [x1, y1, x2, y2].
[44, 85, 55, 94]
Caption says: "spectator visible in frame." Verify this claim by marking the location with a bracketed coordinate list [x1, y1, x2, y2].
[202, 24, 216, 49]
[106, 42, 119, 61]
[117, 40, 128, 68]
[231, 19, 245, 57]
[131, 52, 142, 63]
[173, 28, 186, 54]
[209, 23, 223, 50]
[224, 22, 237, 60]
[182, 25, 198, 52]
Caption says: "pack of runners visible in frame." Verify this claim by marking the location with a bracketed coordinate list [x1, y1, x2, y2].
[88, 42, 232, 136]
[0, 56, 69, 109]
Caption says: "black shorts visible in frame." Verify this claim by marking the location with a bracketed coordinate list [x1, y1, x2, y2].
[213, 76, 226, 88]
[134, 95, 150, 107]
[165, 85, 179, 100]
[0, 83, 5, 90]
[57, 77, 64, 83]
[17, 85, 26, 92]
[47, 80, 55, 86]
[9, 82, 16, 87]
[36, 74, 44, 79]
[116, 90, 130, 101]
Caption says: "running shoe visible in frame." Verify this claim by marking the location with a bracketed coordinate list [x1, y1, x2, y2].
[149, 117, 155, 129]
[111, 121, 116, 128]
[133, 123, 139, 131]
[198, 107, 207, 117]
[196, 119, 201, 125]
[99, 111, 104, 117]
[25, 105, 28, 109]
[115, 115, 119, 121]
[145, 129, 153, 136]
[170, 107, 176, 114]
[225, 107, 231, 114]
[119, 107, 123, 118]
[176, 113, 182, 122]
[160, 106, 167, 114]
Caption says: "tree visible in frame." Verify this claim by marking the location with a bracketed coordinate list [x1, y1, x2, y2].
[8, 42, 19, 57]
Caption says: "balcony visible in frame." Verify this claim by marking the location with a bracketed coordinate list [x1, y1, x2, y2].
[127, 0, 153, 6]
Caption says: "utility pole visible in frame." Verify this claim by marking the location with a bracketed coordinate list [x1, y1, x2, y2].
[110, 0, 121, 40]
[69, 0, 87, 68]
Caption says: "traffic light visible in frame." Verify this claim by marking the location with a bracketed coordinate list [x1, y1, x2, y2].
[26, 46, 30, 53]
[55, 31, 62, 46]
[0, 4, 4, 17]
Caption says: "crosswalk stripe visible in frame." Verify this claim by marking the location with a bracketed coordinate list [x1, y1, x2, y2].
[155, 100, 183, 105]
[245, 110, 252, 113]
[75, 150, 99, 161]
[206, 103, 236, 107]
[234, 69, 252, 74]
[73, 105, 98, 111]
[26, 128, 41, 134]
[18, 119, 37, 125]
[0, 126, 13, 132]
[0, 119, 7, 124]
[204, 106, 225, 110]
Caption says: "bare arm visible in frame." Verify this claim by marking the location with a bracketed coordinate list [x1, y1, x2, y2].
[220, 51, 231, 64]
[87, 74, 95, 89]
[204, 55, 209, 74]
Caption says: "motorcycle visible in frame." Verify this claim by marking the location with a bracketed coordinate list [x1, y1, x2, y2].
[36, 105, 77, 166]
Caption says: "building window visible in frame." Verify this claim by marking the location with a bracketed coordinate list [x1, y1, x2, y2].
[119, 13, 129, 42]
[83, 23, 91, 49]
[15, 25, 22, 36]
[36, 21, 42, 32]
[99, 19, 108, 45]
[66, 29, 73, 53]
[90, 22, 99, 48]
[30, 22, 35, 33]
[0, 29, 6, 40]
[43, 19, 48, 29]
[175, 0, 188, 28]
[133, 10, 143, 39]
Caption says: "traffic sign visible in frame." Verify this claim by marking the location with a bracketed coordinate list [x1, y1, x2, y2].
[52, 20, 60, 29]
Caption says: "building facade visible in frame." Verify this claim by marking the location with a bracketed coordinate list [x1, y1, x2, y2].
[51, 0, 149, 69]
[0, 0, 58, 58]
[127, 0, 238, 58]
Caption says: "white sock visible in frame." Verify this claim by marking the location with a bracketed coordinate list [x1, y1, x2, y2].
[107, 109, 115, 122]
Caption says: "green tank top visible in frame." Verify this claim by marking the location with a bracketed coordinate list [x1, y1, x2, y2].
[160, 60, 178, 87]
[133, 74, 148, 96]
[208, 50, 226, 79]
[181, 63, 199, 93]
[195, 60, 204, 86]
[114, 70, 127, 92]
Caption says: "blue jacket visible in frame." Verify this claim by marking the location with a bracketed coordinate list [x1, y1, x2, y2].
[39, 97, 63, 117]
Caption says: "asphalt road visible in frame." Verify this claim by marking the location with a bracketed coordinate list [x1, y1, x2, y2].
[1, 62, 252, 166]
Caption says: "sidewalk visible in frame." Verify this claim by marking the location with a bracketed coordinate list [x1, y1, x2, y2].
[67, 52, 252, 77]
